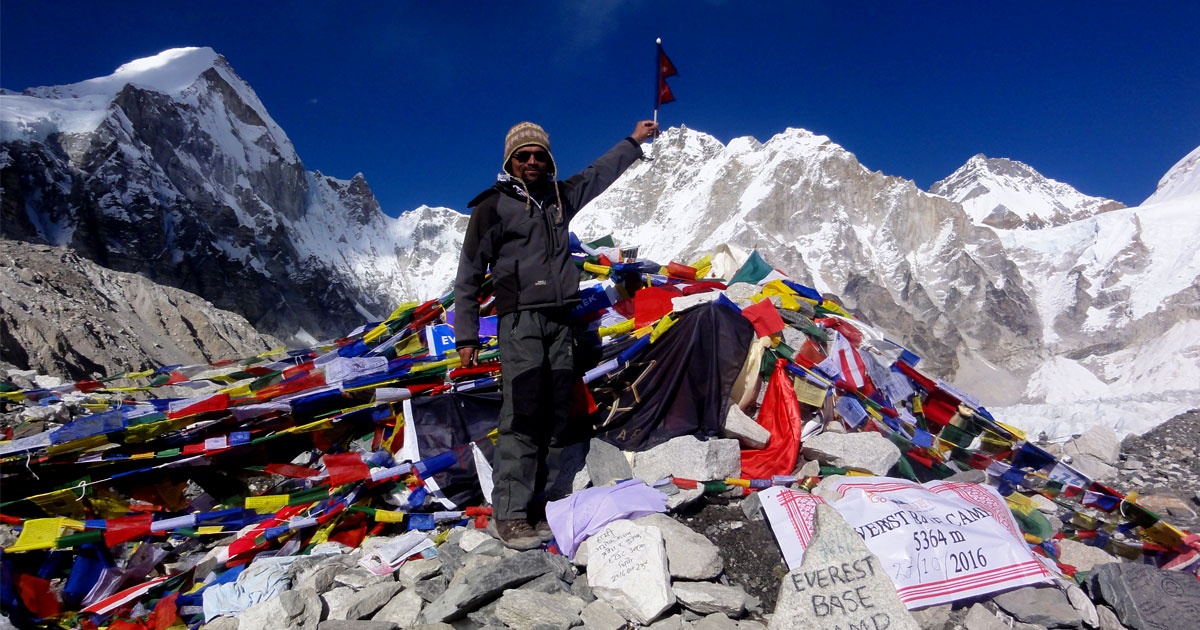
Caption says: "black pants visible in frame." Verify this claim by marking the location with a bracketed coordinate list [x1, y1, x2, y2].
[491, 308, 577, 520]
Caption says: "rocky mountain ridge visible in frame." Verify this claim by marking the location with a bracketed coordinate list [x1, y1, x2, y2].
[0, 240, 279, 379]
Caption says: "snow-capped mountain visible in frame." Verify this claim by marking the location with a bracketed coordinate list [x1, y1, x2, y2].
[0, 48, 465, 344]
[576, 128, 1042, 403]
[576, 133, 1200, 435]
[4, 47, 1197, 437]
[930, 154, 1125, 229]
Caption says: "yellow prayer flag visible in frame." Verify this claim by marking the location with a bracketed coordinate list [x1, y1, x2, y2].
[793, 378, 828, 407]
[5, 517, 75, 553]
[1141, 521, 1186, 550]
[582, 261, 611, 276]
[373, 509, 406, 523]
[196, 526, 226, 535]
[245, 495, 290, 515]
[650, 315, 677, 343]
[819, 299, 852, 317]
[1005, 493, 1038, 516]
[688, 254, 712, 270]
[598, 319, 636, 338]
[28, 488, 86, 520]
[996, 421, 1027, 441]
[393, 335, 425, 357]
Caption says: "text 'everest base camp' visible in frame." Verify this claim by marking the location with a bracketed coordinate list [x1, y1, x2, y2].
[2, 47, 1199, 630]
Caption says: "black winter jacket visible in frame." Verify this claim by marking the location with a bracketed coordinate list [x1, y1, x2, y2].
[454, 138, 644, 348]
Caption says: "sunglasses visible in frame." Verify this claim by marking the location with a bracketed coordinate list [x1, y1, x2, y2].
[512, 150, 550, 163]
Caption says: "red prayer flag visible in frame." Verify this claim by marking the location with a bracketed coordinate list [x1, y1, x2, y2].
[323, 452, 370, 487]
[634, 285, 682, 327]
[740, 299, 786, 338]
[655, 40, 678, 109]
[740, 359, 803, 479]
[104, 513, 154, 547]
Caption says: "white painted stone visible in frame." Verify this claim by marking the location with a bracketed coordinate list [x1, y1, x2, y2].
[770, 504, 918, 630]
[588, 520, 675, 625]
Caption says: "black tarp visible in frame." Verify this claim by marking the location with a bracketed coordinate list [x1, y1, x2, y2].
[593, 302, 755, 451]
[409, 391, 501, 507]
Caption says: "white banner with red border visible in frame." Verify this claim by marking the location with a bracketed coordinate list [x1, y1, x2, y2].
[759, 477, 1055, 608]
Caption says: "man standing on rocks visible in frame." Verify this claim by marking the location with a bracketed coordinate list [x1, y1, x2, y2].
[454, 120, 659, 549]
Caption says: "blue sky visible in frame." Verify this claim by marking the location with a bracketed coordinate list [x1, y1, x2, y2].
[3, 2, 1197, 216]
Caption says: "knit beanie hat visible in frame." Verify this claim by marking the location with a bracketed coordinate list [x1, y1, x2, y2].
[503, 122, 556, 176]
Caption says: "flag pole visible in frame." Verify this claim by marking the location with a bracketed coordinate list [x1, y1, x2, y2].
[653, 38, 661, 125]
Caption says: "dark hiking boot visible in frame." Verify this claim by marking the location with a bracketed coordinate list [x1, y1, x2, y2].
[487, 518, 542, 550]
[533, 518, 553, 542]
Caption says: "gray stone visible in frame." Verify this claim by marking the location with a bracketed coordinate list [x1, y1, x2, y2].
[1065, 425, 1122, 465]
[491, 590, 587, 630]
[344, 582, 405, 621]
[770, 504, 918, 630]
[647, 614, 686, 629]
[457, 528, 497, 553]
[334, 567, 393, 589]
[693, 612, 741, 630]
[798, 459, 821, 479]
[631, 435, 742, 485]
[580, 599, 627, 630]
[396, 557, 444, 588]
[723, 404, 771, 449]
[737, 621, 768, 630]
[633, 512, 724, 580]
[909, 603, 951, 630]
[413, 574, 448, 603]
[517, 572, 574, 595]
[993, 585, 1084, 629]
[588, 519, 675, 625]
[321, 586, 359, 621]
[1057, 539, 1120, 573]
[962, 603, 1010, 630]
[1064, 582, 1099, 628]
[671, 581, 747, 617]
[371, 589, 424, 628]
[420, 550, 565, 623]
[740, 490, 765, 521]
[944, 467, 986, 484]
[447, 553, 505, 589]
[1094, 604, 1123, 630]
[667, 486, 705, 511]
[237, 588, 322, 630]
[586, 437, 634, 486]
[294, 563, 344, 594]
[571, 572, 595, 603]
[317, 621, 397, 630]
[801, 432, 901, 476]
[1090, 561, 1200, 630]
[199, 616, 239, 630]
